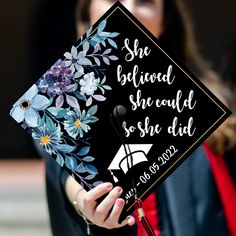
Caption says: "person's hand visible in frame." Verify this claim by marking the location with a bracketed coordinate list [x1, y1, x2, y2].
[66, 176, 135, 229]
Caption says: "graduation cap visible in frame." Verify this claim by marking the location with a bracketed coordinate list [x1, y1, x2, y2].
[9, 1, 231, 224]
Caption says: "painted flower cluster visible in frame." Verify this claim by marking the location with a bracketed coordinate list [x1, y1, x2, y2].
[10, 20, 119, 188]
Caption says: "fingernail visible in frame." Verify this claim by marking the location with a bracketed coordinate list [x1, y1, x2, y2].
[117, 199, 125, 208]
[126, 215, 132, 220]
[126, 215, 135, 226]
[116, 187, 123, 194]
[106, 183, 113, 190]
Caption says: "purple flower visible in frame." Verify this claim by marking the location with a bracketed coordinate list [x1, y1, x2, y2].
[37, 60, 74, 97]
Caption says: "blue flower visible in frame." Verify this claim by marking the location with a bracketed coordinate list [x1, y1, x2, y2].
[64, 107, 98, 139]
[10, 85, 50, 127]
[32, 124, 62, 155]
[64, 46, 92, 77]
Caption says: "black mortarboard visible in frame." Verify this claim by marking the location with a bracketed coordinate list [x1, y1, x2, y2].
[9, 2, 231, 222]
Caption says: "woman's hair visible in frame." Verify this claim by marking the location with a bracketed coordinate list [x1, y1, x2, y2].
[76, 0, 236, 154]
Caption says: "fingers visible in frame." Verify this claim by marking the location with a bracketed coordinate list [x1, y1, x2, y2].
[95, 186, 123, 219]
[104, 198, 125, 228]
[86, 182, 113, 203]
[126, 215, 136, 226]
[104, 198, 136, 229]
[76, 183, 136, 229]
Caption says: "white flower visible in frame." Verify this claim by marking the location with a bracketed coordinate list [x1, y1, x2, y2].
[79, 72, 100, 96]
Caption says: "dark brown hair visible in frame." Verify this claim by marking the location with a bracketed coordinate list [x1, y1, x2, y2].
[76, 0, 236, 154]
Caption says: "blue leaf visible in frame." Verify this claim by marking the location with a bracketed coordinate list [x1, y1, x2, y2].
[73, 92, 87, 101]
[91, 36, 101, 43]
[85, 164, 98, 175]
[46, 116, 56, 132]
[47, 107, 63, 116]
[77, 146, 90, 156]
[56, 154, 64, 167]
[99, 32, 110, 37]
[98, 86, 105, 95]
[87, 105, 97, 116]
[101, 77, 106, 84]
[83, 41, 90, 52]
[101, 41, 106, 47]
[82, 156, 95, 162]
[108, 32, 120, 38]
[87, 116, 98, 123]
[102, 85, 112, 90]
[76, 162, 87, 173]
[94, 57, 101, 66]
[79, 58, 92, 66]
[89, 40, 96, 47]
[60, 144, 76, 153]
[65, 156, 77, 171]
[97, 20, 106, 33]
[66, 95, 80, 108]
[107, 38, 117, 49]
[84, 174, 96, 180]
[39, 114, 46, 127]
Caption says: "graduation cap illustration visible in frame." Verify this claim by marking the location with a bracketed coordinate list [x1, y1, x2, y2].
[108, 144, 152, 182]
[9, 1, 231, 221]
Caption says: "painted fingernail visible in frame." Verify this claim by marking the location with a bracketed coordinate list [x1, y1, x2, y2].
[116, 187, 123, 194]
[126, 215, 133, 220]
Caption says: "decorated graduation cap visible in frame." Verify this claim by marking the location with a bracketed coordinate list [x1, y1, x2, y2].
[9, 1, 231, 223]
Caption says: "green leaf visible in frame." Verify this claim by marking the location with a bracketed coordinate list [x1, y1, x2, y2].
[56, 109, 69, 119]
[87, 105, 98, 116]
[46, 116, 56, 132]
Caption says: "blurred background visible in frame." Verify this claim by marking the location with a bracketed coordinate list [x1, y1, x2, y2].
[0, 0, 235, 235]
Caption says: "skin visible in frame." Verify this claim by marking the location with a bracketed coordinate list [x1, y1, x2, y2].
[89, 0, 163, 37]
[66, 0, 163, 229]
